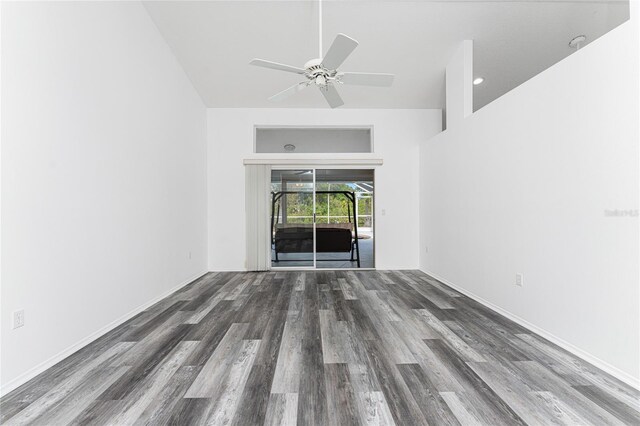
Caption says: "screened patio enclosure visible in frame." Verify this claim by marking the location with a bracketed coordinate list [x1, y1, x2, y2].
[270, 169, 374, 269]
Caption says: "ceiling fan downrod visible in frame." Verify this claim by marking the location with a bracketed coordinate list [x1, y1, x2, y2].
[318, 0, 323, 59]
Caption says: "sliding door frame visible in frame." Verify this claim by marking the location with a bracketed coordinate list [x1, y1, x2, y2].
[269, 165, 375, 271]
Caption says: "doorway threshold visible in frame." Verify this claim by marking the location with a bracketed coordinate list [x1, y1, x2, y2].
[270, 267, 376, 271]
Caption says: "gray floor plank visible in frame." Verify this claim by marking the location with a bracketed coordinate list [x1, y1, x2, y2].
[184, 323, 249, 398]
[396, 363, 461, 426]
[166, 397, 211, 425]
[264, 392, 298, 426]
[324, 363, 360, 426]
[21, 366, 130, 426]
[3, 342, 135, 425]
[439, 391, 484, 426]
[354, 391, 396, 426]
[424, 338, 528, 425]
[271, 319, 303, 394]
[104, 341, 199, 425]
[467, 360, 566, 425]
[572, 384, 640, 425]
[135, 365, 202, 426]
[203, 339, 261, 425]
[359, 337, 429, 425]
[513, 360, 629, 425]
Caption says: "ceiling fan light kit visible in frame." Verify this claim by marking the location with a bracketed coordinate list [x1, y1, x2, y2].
[249, 0, 394, 108]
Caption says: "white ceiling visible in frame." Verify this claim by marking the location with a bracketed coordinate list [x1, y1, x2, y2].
[143, 0, 628, 110]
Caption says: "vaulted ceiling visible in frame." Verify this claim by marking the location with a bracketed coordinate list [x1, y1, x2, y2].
[143, 1, 628, 110]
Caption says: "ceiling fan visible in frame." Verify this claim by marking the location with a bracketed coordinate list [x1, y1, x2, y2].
[249, 0, 394, 108]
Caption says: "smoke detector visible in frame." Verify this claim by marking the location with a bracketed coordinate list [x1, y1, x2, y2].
[569, 35, 586, 50]
[284, 144, 296, 152]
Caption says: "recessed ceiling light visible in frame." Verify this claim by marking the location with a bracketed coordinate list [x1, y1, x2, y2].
[473, 77, 484, 86]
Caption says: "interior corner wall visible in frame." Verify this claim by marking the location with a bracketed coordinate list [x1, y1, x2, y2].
[1, 2, 208, 393]
[420, 16, 639, 384]
[207, 108, 442, 272]
[445, 40, 473, 129]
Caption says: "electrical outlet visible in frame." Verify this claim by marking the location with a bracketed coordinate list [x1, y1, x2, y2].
[381, 209, 386, 216]
[12, 310, 25, 329]
[425, 246, 429, 253]
[188, 251, 192, 260]
[516, 273, 524, 287]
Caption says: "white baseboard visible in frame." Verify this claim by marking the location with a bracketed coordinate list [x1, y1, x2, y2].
[0, 270, 208, 397]
[421, 269, 640, 391]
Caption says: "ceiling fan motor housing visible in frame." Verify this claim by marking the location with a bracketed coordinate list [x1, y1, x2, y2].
[304, 58, 337, 86]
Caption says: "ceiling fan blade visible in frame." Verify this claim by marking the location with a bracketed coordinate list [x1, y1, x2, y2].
[269, 82, 309, 102]
[250, 58, 306, 75]
[321, 34, 358, 70]
[338, 72, 395, 87]
[319, 84, 344, 109]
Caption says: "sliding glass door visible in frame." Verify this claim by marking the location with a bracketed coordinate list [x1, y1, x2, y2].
[270, 168, 374, 269]
[314, 169, 374, 269]
[270, 169, 315, 268]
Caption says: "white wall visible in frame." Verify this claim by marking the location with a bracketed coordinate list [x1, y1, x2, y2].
[208, 108, 442, 271]
[1, 2, 207, 393]
[445, 40, 473, 129]
[420, 14, 639, 385]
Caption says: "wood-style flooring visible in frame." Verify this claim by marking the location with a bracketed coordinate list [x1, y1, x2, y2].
[1, 271, 639, 425]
